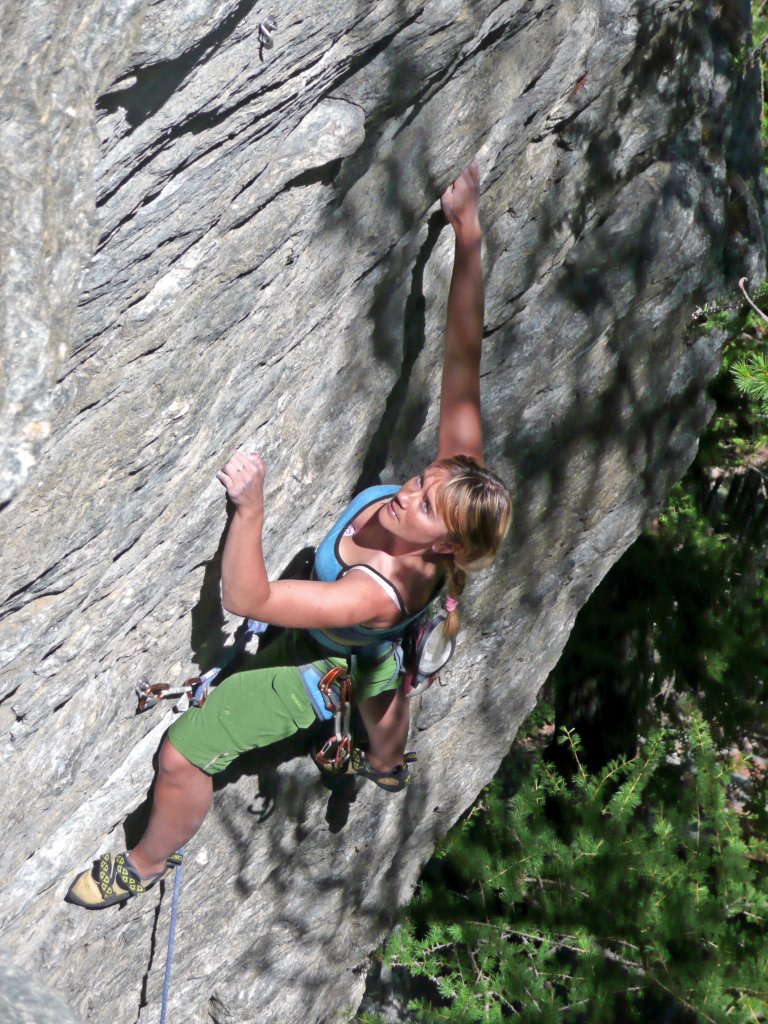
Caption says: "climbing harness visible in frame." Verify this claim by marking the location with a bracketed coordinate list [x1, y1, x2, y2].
[136, 598, 455, 789]
[307, 601, 456, 772]
[137, 599, 454, 724]
[136, 619, 267, 712]
[159, 846, 185, 1024]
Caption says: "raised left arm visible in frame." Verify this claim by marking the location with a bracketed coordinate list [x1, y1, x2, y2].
[437, 161, 485, 465]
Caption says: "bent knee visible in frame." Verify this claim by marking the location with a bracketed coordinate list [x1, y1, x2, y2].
[159, 736, 203, 777]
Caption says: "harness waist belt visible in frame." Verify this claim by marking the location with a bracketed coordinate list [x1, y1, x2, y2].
[298, 661, 337, 721]
[307, 627, 398, 659]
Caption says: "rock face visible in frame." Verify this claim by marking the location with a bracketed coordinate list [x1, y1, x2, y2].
[1, 0, 765, 1022]
[0, 948, 84, 1024]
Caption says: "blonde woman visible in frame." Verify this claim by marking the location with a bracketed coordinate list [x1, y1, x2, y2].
[67, 161, 512, 909]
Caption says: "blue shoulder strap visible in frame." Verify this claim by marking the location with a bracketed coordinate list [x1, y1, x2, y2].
[314, 484, 399, 583]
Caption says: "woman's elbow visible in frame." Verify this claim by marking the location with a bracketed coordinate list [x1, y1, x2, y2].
[222, 597, 247, 617]
[221, 586, 268, 618]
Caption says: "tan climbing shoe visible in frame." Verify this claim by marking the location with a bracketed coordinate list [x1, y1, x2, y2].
[65, 851, 182, 909]
[348, 747, 415, 791]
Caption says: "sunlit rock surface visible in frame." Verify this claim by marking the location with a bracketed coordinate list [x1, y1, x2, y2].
[0, 949, 84, 1024]
[1, 0, 765, 1021]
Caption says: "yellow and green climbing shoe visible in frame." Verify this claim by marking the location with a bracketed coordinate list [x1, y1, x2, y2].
[347, 748, 415, 792]
[65, 851, 182, 909]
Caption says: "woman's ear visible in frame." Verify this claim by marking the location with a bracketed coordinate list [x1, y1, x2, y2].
[431, 540, 460, 555]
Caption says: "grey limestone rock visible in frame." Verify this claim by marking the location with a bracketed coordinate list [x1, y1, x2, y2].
[0, 948, 84, 1024]
[1, 0, 765, 1022]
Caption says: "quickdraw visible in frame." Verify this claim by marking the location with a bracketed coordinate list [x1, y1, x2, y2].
[312, 666, 354, 772]
[136, 619, 267, 712]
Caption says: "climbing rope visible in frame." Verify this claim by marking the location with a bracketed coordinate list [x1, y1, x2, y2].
[159, 846, 185, 1024]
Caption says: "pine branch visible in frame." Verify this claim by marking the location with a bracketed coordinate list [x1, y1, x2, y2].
[466, 922, 725, 1024]
[611, 731, 664, 815]
[739, 278, 768, 325]
[745, 33, 768, 66]
[558, 998, 591, 1014]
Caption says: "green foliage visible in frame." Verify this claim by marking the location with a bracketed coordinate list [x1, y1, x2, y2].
[712, 0, 768, 433]
[754, 1, 768, 150]
[518, 700, 554, 734]
[546, 500, 768, 761]
[699, 309, 768, 468]
[732, 350, 768, 408]
[387, 719, 768, 1024]
[690, 302, 740, 335]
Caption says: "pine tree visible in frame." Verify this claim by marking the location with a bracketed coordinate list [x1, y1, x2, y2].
[379, 716, 768, 1024]
[731, 349, 768, 407]
[730, 279, 768, 410]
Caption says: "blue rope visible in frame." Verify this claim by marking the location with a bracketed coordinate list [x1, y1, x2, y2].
[159, 846, 185, 1024]
[155, 625, 267, 1018]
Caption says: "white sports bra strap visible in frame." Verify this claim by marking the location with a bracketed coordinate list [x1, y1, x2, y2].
[346, 565, 409, 614]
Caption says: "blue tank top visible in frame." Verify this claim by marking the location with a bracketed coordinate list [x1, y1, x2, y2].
[308, 484, 432, 655]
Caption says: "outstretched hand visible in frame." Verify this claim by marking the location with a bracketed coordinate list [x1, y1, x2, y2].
[216, 450, 266, 516]
[441, 160, 481, 241]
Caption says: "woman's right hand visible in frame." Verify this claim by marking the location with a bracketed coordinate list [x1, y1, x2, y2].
[441, 161, 481, 242]
[216, 450, 266, 517]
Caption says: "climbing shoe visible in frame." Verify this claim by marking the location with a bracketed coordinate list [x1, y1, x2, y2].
[65, 851, 183, 909]
[313, 749, 417, 794]
[347, 747, 416, 792]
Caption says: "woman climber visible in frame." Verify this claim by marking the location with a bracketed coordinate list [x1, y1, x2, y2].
[66, 160, 512, 909]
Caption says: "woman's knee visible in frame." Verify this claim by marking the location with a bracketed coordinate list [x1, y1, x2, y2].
[159, 736, 204, 779]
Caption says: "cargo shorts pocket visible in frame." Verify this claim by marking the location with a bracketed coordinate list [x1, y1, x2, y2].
[216, 669, 315, 756]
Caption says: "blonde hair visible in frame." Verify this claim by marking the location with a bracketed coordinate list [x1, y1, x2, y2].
[433, 455, 512, 639]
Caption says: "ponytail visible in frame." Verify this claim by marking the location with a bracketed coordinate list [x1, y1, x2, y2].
[443, 560, 467, 640]
[432, 455, 512, 642]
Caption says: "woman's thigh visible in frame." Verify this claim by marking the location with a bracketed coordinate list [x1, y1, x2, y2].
[168, 632, 317, 775]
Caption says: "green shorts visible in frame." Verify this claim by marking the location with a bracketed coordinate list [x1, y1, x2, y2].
[167, 630, 400, 775]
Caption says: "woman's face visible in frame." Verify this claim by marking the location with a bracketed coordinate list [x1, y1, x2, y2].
[378, 467, 456, 553]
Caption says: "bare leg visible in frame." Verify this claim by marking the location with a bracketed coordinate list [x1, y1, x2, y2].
[129, 739, 213, 877]
[356, 688, 409, 772]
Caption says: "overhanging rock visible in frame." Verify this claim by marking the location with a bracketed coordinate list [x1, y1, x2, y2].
[1, 1, 765, 1022]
